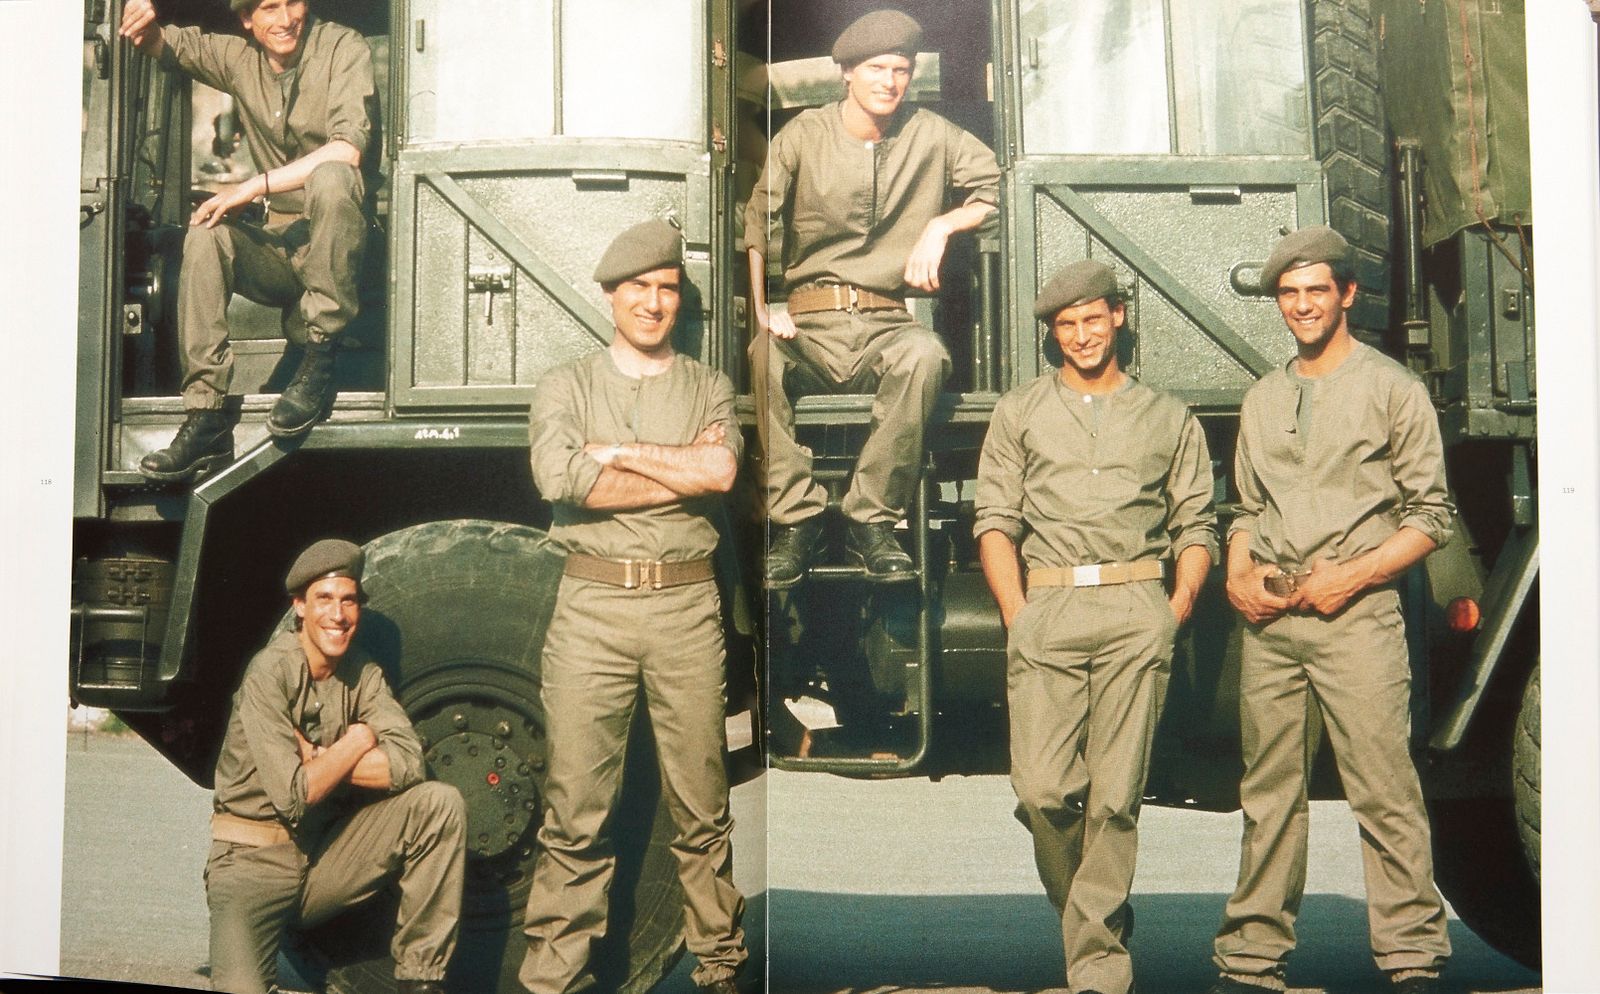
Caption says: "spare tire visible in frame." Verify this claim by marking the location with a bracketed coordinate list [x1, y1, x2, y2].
[1310, 0, 1393, 338]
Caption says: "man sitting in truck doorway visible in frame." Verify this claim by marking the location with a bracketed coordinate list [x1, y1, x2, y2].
[206, 539, 465, 994]
[745, 8, 1000, 588]
[974, 260, 1217, 994]
[1205, 226, 1454, 994]
[118, 0, 377, 481]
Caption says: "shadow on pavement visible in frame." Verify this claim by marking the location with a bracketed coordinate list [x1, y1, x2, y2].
[767, 890, 1541, 994]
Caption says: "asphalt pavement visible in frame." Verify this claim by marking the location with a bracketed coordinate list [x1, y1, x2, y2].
[57, 733, 1538, 994]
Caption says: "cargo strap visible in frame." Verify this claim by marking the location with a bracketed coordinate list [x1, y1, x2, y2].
[211, 811, 292, 848]
[563, 553, 715, 591]
[1028, 560, 1165, 590]
[785, 283, 905, 317]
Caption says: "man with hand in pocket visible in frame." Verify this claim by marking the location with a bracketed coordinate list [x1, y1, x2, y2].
[974, 259, 1217, 994]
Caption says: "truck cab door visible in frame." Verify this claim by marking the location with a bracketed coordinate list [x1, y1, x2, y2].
[390, 0, 723, 411]
[999, 0, 1373, 406]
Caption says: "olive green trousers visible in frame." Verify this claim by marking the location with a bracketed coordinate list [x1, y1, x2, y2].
[520, 577, 747, 994]
[1212, 588, 1451, 987]
[204, 781, 466, 994]
[1007, 581, 1177, 994]
[178, 161, 367, 410]
[748, 308, 950, 525]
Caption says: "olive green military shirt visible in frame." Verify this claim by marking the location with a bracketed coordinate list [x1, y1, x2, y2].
[974, 374, 1219, 569]
[212, 630, 424, 832]
[159, 17, 377, 211]
[529, 351, 741, 561]
[743, 102, 1001, 296]
[1230, 342, 1454, 567]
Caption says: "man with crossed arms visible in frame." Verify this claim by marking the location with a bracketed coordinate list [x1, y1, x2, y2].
[522, 220, 747, 994]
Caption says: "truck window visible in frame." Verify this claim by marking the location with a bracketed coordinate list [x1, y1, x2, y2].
[406, 0, 705, 145]
[1019, 0, 1311, 157]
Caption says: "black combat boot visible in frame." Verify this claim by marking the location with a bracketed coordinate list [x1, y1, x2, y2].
[395, 981, 447, 994]
[844, 520, 914, 581]
[267, 337, 337, 438]
[138, 408, 234, 482]
[765, 515, 824, 590]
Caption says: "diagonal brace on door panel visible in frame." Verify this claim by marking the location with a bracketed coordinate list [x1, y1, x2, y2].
[1040, 184, 1274, 377]
[422, 173, 613, 346]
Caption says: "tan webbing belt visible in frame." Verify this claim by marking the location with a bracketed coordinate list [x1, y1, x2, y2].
[1028, 560, 1165, 590]
[563, 553, 715, 590]
[785, 283, 906, 316]
[211, 811, 292, 847]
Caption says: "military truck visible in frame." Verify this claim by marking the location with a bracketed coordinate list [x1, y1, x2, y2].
[70, 0, 1545, 990]
[753, 0, 1543, 972]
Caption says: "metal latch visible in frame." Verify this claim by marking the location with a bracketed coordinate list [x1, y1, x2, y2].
[469, 264, 513, 324]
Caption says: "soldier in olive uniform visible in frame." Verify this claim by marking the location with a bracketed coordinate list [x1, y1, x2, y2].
[520, 221, 747, 994]
[975, 261, 1217, 994]
[119, 0, 377, 479]
[1205, 227, 1453, 994]
[745, 9, 1001, 587]
[206, 539, 465, 994]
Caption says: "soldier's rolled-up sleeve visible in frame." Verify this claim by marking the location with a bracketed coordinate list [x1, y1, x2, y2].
[1166, 410, 1220, 564]
[973, 396, 1026, 544]
[1228, 395, 1266, 543]
[356, 665, 425, 793]
[237, 659, 311, 826]
[529, 368, 602, 505]
[708, 372, 743, 462]
[323, 31, 376, 156]
[743, 129, 795, 257]
[1389, 378, 1454, 549]
[948, 125, 1001, 208]
[158, 24, 233, 92]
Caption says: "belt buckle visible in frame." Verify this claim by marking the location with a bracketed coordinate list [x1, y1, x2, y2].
[621, 559, 661, 590]
[846, 285, 860, 310]
[1071, 564, 1101, 587]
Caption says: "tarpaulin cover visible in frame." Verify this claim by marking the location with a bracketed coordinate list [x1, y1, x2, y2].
[1375, 0, 1531, 246]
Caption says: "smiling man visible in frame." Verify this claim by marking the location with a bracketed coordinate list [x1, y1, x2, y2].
[206, 539, 464, 994]
[1206, 227, 1455, 994]
[118, 0, 378, 479]
[974, 260, 1216, 994]
[745, 8, 1000, 587]
[521, 220, 747, 994]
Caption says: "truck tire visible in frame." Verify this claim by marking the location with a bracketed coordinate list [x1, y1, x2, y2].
[1514, 664, 1541, 878]
[1310, 0, 1392, 336]
[1427, 661, 1543, 969]
[286, 520, 686, 994]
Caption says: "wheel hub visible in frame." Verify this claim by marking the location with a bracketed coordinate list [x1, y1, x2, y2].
[414, 696, 547, 912]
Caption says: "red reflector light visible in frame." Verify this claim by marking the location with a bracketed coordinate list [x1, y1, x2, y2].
[1446, 597, 1482, 633]
[486, 772, 501, 786]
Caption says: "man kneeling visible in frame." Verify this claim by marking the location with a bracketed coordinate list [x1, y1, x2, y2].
[206, 539, 465, 994]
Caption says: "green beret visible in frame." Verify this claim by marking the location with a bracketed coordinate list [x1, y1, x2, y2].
[832, 10, 922, 67]
[1033, 260, 1120, 320]
[1260, 225, 1352, 292]
[593, 219, 684, 285]
[285, 539, 364, 594]
[230, 0, 259, 11]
